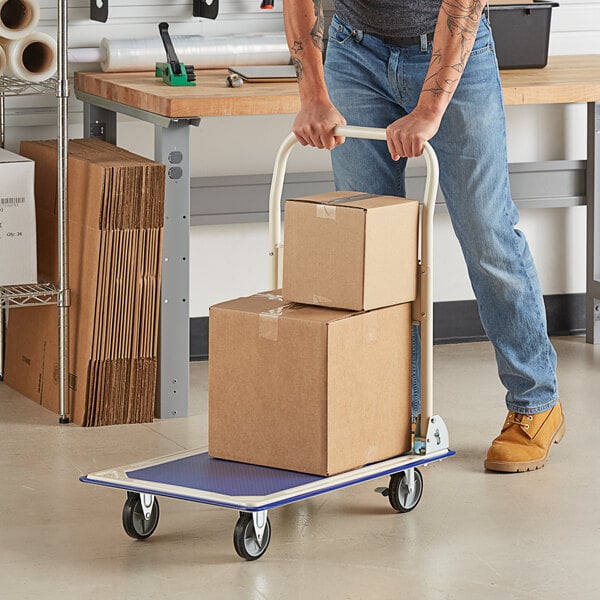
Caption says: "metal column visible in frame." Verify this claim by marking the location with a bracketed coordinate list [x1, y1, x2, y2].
[0, 92, 4, 380]
[57, 0, 70, 422]
[587, 102, 600, 344]
[154, 122, 192, 418]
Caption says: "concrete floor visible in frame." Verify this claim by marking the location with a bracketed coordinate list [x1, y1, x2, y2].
[1, 336, 598, 599]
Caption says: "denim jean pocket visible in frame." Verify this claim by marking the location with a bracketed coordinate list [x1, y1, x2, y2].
[470, 15, 494, 56]
[329, 15, 356, 45]
[470, 42, 493, 57]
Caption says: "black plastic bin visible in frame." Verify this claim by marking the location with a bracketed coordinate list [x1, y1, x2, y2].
[488, 1, 559, 69]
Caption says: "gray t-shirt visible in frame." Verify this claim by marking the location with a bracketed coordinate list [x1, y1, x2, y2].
[334, 0, 443, 40]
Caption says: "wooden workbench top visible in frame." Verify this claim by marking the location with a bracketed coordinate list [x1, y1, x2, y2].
[74, 69, 301, 118]
[74, 54, 600, 118]
[500, 54, 600, 105]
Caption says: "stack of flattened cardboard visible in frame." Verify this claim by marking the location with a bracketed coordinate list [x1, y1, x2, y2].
[209, 191, 420, 476]
[4, 138, 165, 426]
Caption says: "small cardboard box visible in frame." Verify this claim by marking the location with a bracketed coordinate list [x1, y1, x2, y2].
[0, 148, 37, 285]
[282, 191, 419, 311]
[208, 291, 412, 476]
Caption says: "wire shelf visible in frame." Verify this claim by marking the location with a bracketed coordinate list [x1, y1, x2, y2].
[0, 76, 58, 97]
[0, 283, 59, 308]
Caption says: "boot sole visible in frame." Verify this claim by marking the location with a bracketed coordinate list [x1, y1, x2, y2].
[484, 416, 566, 473]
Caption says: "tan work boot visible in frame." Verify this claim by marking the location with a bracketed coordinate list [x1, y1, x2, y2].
[484, 401, 565, 473]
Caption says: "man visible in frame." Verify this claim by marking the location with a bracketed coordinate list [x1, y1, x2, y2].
[282, 0, 565, 472]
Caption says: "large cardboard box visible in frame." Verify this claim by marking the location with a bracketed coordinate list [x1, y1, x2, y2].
[4, 139, 164, 426]
[0, 148, 37, 285]
[208, 292, 412, 476]
[282, 191, 419, 311]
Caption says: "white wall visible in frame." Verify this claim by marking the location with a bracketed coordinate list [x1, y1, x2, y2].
[3, 0, 598, 316]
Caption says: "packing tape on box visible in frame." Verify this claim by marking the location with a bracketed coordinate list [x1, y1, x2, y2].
[0, 0, 40, 40]
[312, 294, 334, 306]
[99, 33, 290, 72]
[254, 292, 284, 301]
[316, 204, 337, 220]
[0, 31, 57, 82]
[366, 312, 378, 342]
[258, 310, 281, 341]
[259, 303, 301, 341]
[315, 192, 378, 220]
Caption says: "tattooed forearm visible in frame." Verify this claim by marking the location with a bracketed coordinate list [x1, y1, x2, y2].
[284, 0, 324, 84]
[422, 0, 484, 100]
[311, 0, 325, 50]
[443, 0, 484, 63]
[291, 56, 304, 81]
[423, 68, 460, 97]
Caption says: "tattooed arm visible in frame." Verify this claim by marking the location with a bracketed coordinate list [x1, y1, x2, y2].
[386, 0, 486, 159]
[283, 0, 346, 149]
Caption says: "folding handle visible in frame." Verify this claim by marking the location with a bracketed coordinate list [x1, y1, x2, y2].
[267, 125, 440, 430]
[268, 125, 438, 285]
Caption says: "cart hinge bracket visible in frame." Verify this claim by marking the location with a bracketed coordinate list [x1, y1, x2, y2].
[414, 415, 450, 454]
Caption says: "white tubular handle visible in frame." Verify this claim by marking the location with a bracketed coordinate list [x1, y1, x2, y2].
[267, 124, 439, 427]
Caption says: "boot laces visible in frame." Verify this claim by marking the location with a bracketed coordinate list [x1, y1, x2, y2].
[506, 412, 534, 430]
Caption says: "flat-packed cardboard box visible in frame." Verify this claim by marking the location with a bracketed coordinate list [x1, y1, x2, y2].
[0, 148, 37, 285]
[208, 291, 412, 476]
[4, 139, 164, 426]
[283, 191, 419, 311]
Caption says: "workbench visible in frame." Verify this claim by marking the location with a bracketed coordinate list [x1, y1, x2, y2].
[74, 54, 600, 419]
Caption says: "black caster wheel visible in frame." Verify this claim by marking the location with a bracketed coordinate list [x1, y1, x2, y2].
[122, 493, 160, 540]
[388, 468, 423, 513]
[233, 512, 271, 561]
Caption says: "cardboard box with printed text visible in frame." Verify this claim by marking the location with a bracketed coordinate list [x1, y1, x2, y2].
[0, 148, 37, 286]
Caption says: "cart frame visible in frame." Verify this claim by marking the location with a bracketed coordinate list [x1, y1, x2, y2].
[80, 126, 452, 560]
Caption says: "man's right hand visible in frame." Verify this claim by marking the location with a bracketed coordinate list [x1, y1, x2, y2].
[292, 101, 347, 150]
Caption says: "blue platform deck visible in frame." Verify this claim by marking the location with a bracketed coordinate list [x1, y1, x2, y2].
[81, 447, 454, 511]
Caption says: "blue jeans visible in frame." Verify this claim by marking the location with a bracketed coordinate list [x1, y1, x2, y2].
[324, 14, 558, 414]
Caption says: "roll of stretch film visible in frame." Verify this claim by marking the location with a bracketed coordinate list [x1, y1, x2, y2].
[100, 33, 290, 72]
[1, 31, 57, 82]
[0, 0, 40, 40]
[0, 45, 6, 75]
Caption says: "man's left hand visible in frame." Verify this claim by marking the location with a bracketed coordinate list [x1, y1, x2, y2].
[386, 106, 442, 159]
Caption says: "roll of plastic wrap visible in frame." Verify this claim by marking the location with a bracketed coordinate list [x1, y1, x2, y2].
[0, 45, 6, 75]
[0, 0, 40, 40]
[68, 46, 106, 65]
[1, 31, 57, 82]
[100, 33, 290, 72]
